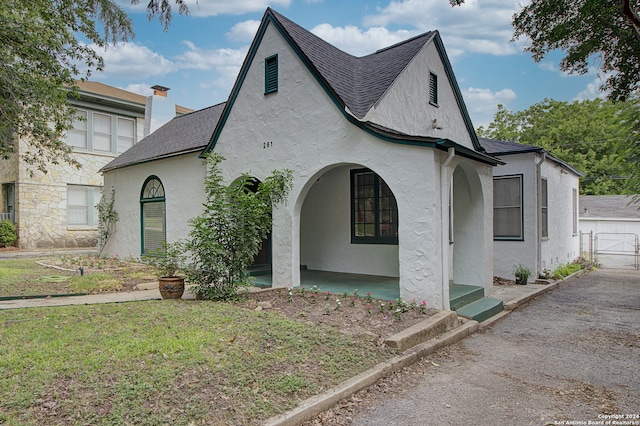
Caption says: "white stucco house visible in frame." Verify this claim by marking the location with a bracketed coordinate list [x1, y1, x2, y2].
[101, 8, 502, 310]
[481, 138, 583, 281]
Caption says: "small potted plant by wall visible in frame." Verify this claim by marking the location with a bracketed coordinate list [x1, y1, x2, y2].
[143, 241, 186, 299]
[513, 263, 531, 285]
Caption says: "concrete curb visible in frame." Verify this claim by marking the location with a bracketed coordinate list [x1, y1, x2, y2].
[263, 319, 479, 426]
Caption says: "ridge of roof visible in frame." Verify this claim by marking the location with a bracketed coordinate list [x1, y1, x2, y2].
[101, 102, 225, 172]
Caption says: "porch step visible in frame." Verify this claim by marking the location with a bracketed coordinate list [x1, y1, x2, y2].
[449, 284, 485, 311]
[455, 297, 504, 323]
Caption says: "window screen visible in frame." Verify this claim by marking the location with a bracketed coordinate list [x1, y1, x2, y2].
[494, 175, 522, 239]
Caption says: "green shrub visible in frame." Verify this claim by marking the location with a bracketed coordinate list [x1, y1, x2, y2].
[552, 262, 581, 279]
[0, 220, 17, 247]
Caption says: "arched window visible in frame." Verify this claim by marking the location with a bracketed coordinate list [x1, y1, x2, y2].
[140, 176, 166, 254]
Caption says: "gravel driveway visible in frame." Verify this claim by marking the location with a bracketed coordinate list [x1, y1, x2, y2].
[314, 269, 640, 425]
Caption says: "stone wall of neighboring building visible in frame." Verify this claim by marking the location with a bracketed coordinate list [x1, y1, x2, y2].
[15, 140, 118, 249]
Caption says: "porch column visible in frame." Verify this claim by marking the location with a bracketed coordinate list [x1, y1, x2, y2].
[270, 200, 300, 289]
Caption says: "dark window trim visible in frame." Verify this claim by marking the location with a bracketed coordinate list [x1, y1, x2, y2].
[264, 54, 278, 95]
[493, 174, 524, 241]
[541, 177, 548, 239]
[140, 175, 166, 256]
[350, 168, 398, 245]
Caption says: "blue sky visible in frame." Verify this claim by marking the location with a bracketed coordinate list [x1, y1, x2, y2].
[90, 0, 607, 128]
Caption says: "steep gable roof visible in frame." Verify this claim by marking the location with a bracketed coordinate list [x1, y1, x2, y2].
[271, 10, 436, 119]
[481, 137, 583, 176]
[101, 102, 225, 172]
[202, 8, 494, 164]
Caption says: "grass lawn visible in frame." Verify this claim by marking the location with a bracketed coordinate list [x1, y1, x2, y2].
[0, 300, 392, 425]
[0, 257, 158, 298]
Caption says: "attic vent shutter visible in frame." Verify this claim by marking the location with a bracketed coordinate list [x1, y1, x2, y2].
[265, 55, 278, 94]
[429, 72, 438, 105]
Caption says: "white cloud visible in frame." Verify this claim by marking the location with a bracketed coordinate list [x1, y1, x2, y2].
[91, 42, 176, 79]
[180, 0, 291, 17]
[226, 20, 261, 42]
[174, 41, 248, 89]
[363, 0, 520, 58]
[122, 83, 154, 97]
[311, 24, 419, 56]
[462, 86, 517, 128]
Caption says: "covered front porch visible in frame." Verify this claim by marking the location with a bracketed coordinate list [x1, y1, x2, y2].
[250, 269, 499, 319]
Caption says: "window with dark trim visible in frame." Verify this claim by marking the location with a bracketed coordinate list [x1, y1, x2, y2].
[140, 176, 166, 255]
[429, 71, 438, 106]
[351, 169, 398, 244]
[572, 188, 578, 235]
[541, 178, 548, 238]
[265, 54, 278, 94]
[493, 175, 523, 240]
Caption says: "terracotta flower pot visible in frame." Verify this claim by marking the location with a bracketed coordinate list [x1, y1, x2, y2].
[158, 277, 185, 299]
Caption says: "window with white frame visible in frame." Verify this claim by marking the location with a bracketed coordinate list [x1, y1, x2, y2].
[67, 185, 102, 227]
[66, 109, 136, 154]
[494, 175, 523, 240]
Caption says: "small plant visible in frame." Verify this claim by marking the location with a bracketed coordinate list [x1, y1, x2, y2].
[287, 288, 293, 302]
[141, 241, 186, 278]
[343, 291, 349, 299]
[387, 300, 394, 311]
[365, 305, 372, 317]
[310, 293, 317, 304]
[0, 219, 17, 247]
[409, 299, 418, 310]
[323, 303, 330, 315]
[513, 263, 531, 285]
[365, 292, 373, 303]
[552, 262, 581, 279]
[353, 289, 359, 297]
[419, 300, 428, 314]
[349, 297, 356, 307]
[325, 291, 332, 301]
[393, 308, 403, 321]
[96, 188, 119, 257]
[334, 299, 341, 310]
[378, 302, 385, 313]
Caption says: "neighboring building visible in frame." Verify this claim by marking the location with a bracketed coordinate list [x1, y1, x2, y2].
[0, 81, 190, 249]
[579, 195, 640, 267]
[101, 8, 501, 310]
[482, 138, 583, 281]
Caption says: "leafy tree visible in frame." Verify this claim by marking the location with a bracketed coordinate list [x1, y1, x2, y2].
[186, 153, 293, 301]
[478, 98, 640, 195]
[0, 0, 187, 174]
[96, 188, 119, 257]
[451, 0, 640, 101]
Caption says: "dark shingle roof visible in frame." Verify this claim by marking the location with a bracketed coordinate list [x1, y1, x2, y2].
[480, 137, 583, 176]
[101, 102, 225, 172]
[480, 137, 541, 155]
[580, 195, 640, 218]
[271, 10, 435, 119]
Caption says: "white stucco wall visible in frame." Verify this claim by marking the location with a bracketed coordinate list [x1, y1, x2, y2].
[539, 159, 580, 273]
[364, 42, 475, 150]
[102, 154, 207, 259]
[493, 152, 580, 280]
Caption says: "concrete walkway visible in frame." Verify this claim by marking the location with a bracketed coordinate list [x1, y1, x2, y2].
[0, 276, 572, 312]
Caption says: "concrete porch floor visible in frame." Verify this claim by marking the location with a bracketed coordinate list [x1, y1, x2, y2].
[250, 269, 486, 303]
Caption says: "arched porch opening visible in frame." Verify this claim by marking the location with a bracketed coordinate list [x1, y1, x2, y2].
[297, 163, 400, 300]
[451, 161, 486, 289]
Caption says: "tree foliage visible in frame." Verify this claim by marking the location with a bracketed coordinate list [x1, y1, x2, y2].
[0, 0, 188, 174]
[477, 98, 640, 195]
[452, 0, 640, 101]
[186, 153, 293, 301]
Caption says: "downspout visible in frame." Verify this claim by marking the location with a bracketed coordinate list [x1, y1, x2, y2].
[441, 147, 455, 310]
[536, 152, 546, 279]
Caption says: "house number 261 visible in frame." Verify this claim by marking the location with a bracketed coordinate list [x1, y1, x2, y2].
[263, 141, 273, 149]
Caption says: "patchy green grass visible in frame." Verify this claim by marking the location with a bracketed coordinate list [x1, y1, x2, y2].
[0, 258, 157, 298]
[0, 301, 391, 425]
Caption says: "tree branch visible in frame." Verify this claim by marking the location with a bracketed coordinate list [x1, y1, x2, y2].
[622, 0, 640, 42]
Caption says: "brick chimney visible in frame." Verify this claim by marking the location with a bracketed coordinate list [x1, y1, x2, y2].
[144, 85, 176, 136]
